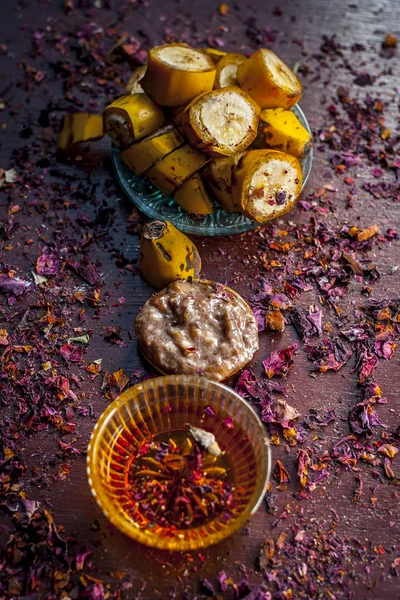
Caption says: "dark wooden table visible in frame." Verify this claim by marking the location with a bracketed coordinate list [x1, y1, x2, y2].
[0, 0, 399, 598]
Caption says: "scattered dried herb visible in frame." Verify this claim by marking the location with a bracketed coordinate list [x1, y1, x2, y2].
[127, 431, 233, 529]
[0, 2, 399, 597]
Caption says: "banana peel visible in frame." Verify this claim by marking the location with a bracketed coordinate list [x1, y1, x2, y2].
[214, 53, 246, 88]
[202, 154, 243, 212]
[232, 149, 302, 222]
[140, 220, 201, 288]
[238, 49, 303, 109]
[173, 172, 214, 215]
[141, 44, 216, 107]
[57, 113, 104, 151]
[182, 86, 260, 157]
[253, 108, 311, 158]
[201, 48, 227, 63]
[145, 144, 208, 197]
[125, 65, 147, 94]
[170, 106, 186, 133]
[121, 126, 184, 175]
[103, 94, 165, 148]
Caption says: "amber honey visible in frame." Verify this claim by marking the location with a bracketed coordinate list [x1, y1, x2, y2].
[87, 376, 271, 550]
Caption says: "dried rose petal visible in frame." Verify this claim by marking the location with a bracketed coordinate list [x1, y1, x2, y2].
[0, 274, 31, 297]
[375, 340, 396, 360]
[36, 248, 61, 275]
[262, 344, 298, 379]
[59, 344, 84, 363]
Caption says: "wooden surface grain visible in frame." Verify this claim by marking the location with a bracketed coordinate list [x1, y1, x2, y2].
[0, 0, 399, 598]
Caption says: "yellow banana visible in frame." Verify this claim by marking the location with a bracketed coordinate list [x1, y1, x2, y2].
[238, 49, 303, 109]
[125, 65, 147, 94]
[120, 126, 184, 175]
[202, 154, 244, 212]
[103, 94, 165, 148]
[57, 113, 103, 151]
[140, 220, 202, 288]
[214, 53, 246, 88]
[145, 144, 208, 197]
[232, 149, 302, 222]
[201, 48, 227, 63]
[182, 86, 260, 157]
[253, 108, 311, 158]
[173, 173, 214, 215]
[141, 44, 216, 107]
[169, 106, 185, 134]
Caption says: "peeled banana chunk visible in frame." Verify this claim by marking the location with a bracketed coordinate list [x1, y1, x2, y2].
[57, 113, 104, 151]
[215, 53, 246, 88]
[233, 149, 302, 223]
[182, 86, 260, 157]
[103, 94, 165, 148]
[238, 49, 303, 109]
[125, 65, 147, 94]
[141, 44, 216, 107]
[121, 125, 184, 175]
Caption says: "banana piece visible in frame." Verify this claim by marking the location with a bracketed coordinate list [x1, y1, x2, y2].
[120, 126, 184, 175]
[173, 172, 214, 215]
[202, 154, 244, 212]
[103, 94, 165, 148]
[145, 144, 208, 197]
[169, 106, 185, 134]
[140, 220, 201, 288]
[201, 48, 227, 63]
[57, 113, 104, 151]
[125, 65, 147, 94]
[232, 149, 302, 222]
[141, 44, 216, 107]
[238, 49, 303, 109]
[214, 53, 246, 88]
[252, 108, 311, 158]
[182, 86, 260, 157]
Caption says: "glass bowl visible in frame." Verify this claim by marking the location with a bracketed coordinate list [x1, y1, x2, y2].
[112, 104, 313, 237]
[87, 375, 271, 551]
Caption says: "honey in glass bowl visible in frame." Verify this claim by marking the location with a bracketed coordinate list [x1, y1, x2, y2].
[87, 375, 271, 551]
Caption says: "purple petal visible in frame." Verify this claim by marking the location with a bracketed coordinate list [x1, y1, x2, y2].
[262, 344, 298, 379]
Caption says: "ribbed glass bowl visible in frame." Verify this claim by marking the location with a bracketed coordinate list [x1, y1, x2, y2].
[87, 375, 271, 551]
[112, 104, 313, 236]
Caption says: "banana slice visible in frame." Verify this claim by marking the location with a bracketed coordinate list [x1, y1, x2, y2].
[214, 53, 246, 88]
[238, 49, 303, 109]
[121, 126, 184, 175]
[201, 48, 227, 63]
[57, 113, 104, 151]
[202, 154, 244, 212]
[125, 65, 147, 94]
[103, 94, 165, 148]
[232, 149, 302, 222]
[145, 144, 208, 197]
[141, 44, 216, 107]
[253, 108, 312, 158]
[182, 86, 260, 157]
[173, 172, 214, 215]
